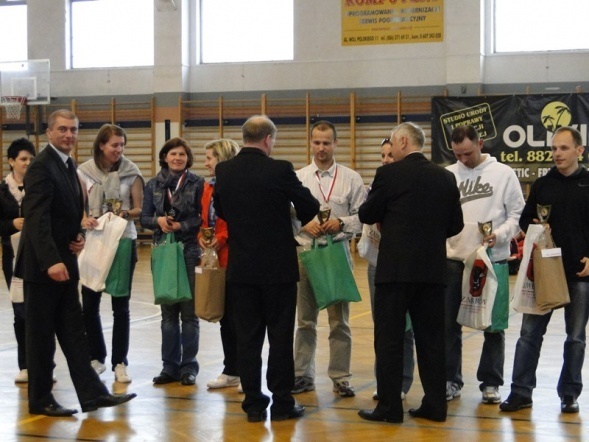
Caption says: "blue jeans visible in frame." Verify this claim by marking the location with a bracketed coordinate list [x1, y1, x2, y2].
[510, 281, 589, 399]
[368, 264, 414, 393]
[159, 244, 200, 377]
[445, 259, 505, 389]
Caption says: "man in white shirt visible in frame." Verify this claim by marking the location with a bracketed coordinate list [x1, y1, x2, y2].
[444, 125, 524, 405]
[292, 120, 365, 397]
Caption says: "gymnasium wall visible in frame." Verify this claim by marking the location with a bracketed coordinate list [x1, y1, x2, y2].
[1, 0, 587, 183]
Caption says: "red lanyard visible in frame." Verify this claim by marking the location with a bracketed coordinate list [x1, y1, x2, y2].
[166, 169, 188, 205]
[315, 166, 337, 203]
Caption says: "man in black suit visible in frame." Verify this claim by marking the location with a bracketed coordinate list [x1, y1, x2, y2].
[15, 109, 136, 417]
[213, 115, 319, 422]
[358, 122, 464, 423]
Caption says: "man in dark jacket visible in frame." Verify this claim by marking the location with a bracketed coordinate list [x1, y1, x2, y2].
[213, 115, 319, 423]
[358, 122, 464, 423]
[15, 109, 135, 416]
[501, 126, 589, 414]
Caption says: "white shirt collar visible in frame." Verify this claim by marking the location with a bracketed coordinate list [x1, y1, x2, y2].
[312, 159, 337, 177]
[49, 143, 70, 164]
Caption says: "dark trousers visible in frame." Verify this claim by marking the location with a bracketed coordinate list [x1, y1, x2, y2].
[229, 282, 297, 414]
[81, 241, 137, 369]
[25, 280, 108, 410]
[219, 293, 239, 376]
[374, 282, 447, 421]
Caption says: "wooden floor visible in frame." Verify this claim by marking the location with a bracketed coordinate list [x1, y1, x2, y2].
[0, 244, 587, 441]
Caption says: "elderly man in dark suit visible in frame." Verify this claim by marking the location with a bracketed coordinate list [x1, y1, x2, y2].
[358, 122, 464, 423]
[15, 109, 136, 417]
[213, 115, 319, 423]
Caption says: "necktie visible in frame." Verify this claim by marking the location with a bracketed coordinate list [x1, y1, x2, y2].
[66, 157, 80, 197]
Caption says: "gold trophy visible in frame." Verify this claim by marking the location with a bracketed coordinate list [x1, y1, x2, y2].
[537, 204, 551, 224]
[318, 207, 331, 225]
[200, 227, 218, 269]
[201, 227, 215, 245]
[104, 198, 123, 215]
[479, 220, 493, 246]
[536, 204, 553, 247]
[478, 221, 493, 238]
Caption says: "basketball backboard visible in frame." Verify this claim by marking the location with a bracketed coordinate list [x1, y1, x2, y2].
[0, 59, 50, 105]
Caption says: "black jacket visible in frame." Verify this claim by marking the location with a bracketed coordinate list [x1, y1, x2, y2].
[359, 152, 464, 285]
[214, 147, 319, 285]
[520, 165, 589, 281]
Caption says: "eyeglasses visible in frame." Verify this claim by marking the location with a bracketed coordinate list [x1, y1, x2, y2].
[380, 138, 391, 146]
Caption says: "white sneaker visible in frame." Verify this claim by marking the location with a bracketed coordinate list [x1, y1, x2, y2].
[446, 381, 461, 401]
[207, 373, 240, 389]
[238, 382, 244, 393]
[15, 369, 28, 383]
[114, 363, 132, 383]
[482, 386, 501, 404]
[15, 369, 56, 383]
[91, 359, 106, 376]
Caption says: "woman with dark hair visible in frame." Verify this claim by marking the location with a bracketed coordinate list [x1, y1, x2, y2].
[78, 124, 144, 383]
[0, 138, 35, 383]
[141, 137, 204, 386]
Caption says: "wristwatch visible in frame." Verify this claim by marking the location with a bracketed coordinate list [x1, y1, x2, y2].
[337, 218, 345, 231]
[121, 210, 130, 219]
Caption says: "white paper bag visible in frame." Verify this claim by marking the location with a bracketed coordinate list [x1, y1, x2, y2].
[78, 213, 128, 292]
[457, 245, 497, 330]
[9, 276, 23, 303]
[357, 223, 380, 267]
[9, 232, 23, 303]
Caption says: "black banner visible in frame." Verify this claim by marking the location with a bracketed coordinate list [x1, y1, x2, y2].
[431, 94, 589, 182]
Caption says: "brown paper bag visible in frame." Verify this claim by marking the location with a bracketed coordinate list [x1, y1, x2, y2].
[532, 232, 570, 310]
[195, 266, 226, 323]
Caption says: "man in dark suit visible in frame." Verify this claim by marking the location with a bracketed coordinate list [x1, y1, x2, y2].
[15, 109, 136, 417]
[213, 115, 319, 422]
[358, 122, 464, 423]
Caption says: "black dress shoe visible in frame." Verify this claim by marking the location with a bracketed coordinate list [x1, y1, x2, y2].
[358, 409, 403, 423]
[246, 409, 268, 423]
[81, 393, 137, 412]
[153, 372, 177, 385]
[408, 407, 446, 422]
[180, 373, 196, 385]
[499, 393, 533, 412]
[271, 404, 305, 421]
[30, 402, 78, 417]
[561, 395, 579, 413]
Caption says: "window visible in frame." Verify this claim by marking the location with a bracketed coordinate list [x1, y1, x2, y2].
[494, 0, 589, 53]
[70, 0, 154, 68]
[200, 0, 293, 64]
[0, 1, 27, 62]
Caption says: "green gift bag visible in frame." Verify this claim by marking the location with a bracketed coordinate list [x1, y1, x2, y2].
[105, 238, 133, 297]
[299, 235, 362, 310]
[485, 262, 509, 332]
[151, 233, 192, 305]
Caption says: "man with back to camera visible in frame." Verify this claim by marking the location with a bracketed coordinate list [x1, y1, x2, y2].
[500, 126, 589, 414]
[15, 109, 136, 416]
[358, 122, 463, 423]
[444, 125, 525, 405]
[213, 115, 319, 422]
[292, 120, 365, 398]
